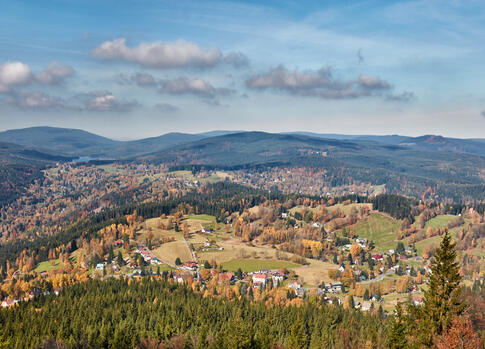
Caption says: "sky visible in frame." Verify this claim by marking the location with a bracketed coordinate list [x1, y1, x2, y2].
[0, 0, 484, 139]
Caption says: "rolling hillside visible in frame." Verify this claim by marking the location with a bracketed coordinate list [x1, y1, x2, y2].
[0, 127, 208, 158]
[291, 132, 485, 157]
[1, 127, 484, 201]
[142, 131, 485, 201]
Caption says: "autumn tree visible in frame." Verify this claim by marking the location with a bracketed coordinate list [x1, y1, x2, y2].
[434, 316, 483, 349]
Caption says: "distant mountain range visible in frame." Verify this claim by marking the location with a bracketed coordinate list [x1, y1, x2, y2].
[0, 126, 484, 159]
[0, 126, 484, 203]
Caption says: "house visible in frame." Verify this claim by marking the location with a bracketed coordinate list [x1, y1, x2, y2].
[361, 302, 372, 312]
[356, 238, 367, 246]
[201, 228, 213, 234]
[183, 261, 198, 270]
[412, 296, 423, 306]
[388, 249, 395, 255]
[96, 263, 104, 270]
[288, 281, 302, 289]
[219, 272, 235, 284]
[204, 240, 211, 247]
[295, 287, 304, 298]
[338, 264, 346, 272]
[252, 273, 267, 286]
[372, 254, 383, 261]
[150, 258, 163, 265]
[281, 213, 288, 218]
[1, 300, 16, 308]
[271, 272, 285, 285]
[312, 222, 322, 228]
[330, 282, 343, 293]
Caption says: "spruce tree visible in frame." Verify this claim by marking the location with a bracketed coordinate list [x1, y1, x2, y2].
[411, 231, 465, 347]
[288, 319, 308, 349]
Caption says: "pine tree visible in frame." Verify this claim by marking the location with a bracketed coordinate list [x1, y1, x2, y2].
[388, 304, 409, 349]
[117, 251, 124, 266]
[288, 319, 308, 349]
[410, 231, 465, 347]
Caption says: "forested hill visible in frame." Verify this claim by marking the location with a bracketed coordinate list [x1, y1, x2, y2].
[289, 132, 485, 157]
[0, 127, 206, 158]
[141, 131, 485, 201]
[0, 278, 387, 348]
[141, 131, 361, 166]
[0, 142, 72, 209]
[1, 127, 485, 202]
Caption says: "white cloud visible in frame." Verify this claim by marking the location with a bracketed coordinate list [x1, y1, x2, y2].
[246, 65, 333, 90]
[357, 74, 390, 90]
[0, 61, 31, 92]
[34, 62, 74, 85]
[81, 91, 138, 112]
[6, 90, 65, 110]
[158, 77, 234, 98]
[246, 65, 408, 100]
[92, 38, 223, 69]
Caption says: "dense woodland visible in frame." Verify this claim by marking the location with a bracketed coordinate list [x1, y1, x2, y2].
[0, 277, 389, 349]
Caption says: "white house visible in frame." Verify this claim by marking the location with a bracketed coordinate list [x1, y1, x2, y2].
[252, 273, 267, 286]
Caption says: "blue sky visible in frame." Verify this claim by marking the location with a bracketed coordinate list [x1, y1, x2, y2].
[0, 0, 484, 139]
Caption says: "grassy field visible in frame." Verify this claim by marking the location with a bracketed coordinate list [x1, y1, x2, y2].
[293, 259, 337, 285]
[222, 259, 298, 272]
[153, 241, 193, 264]
[184, 215, 218, 234]
[150, 264, 173, 273]
[187, 214, 216, 222]
[326, 203, 373, 215]
[34, 259, 64, 273]
[197, 239, 284, 263]
[289, 203, 372, 217]
[411, 228, 460, 256]
[346, 213, 401, 252]
[424, 215, 457, 229]
[169, 170, 222, 184]
[137, 218, 185, 242]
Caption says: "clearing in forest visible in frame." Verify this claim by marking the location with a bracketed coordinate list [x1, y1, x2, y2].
[222, 259, 298, 272]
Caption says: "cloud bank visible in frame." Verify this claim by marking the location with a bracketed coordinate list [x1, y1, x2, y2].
[246, 65, 412, 100]
[34, 62, 74, 85]
[78, 91, 138, 112]
[93, 38, 248, 69]
[0, 61, 73, 92]
[116, 72, 233, 100]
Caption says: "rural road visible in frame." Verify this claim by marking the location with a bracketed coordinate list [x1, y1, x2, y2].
[360, 269, 394, 284]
